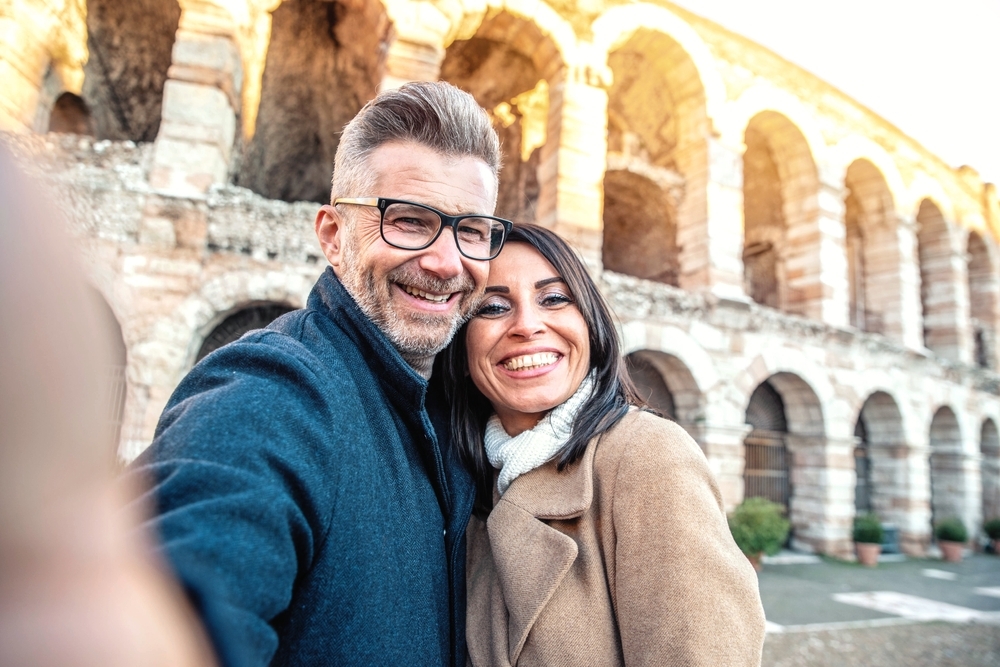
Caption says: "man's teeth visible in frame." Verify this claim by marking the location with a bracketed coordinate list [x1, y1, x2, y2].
[503, 352, 559, 371]
[403, 285, 450, 303]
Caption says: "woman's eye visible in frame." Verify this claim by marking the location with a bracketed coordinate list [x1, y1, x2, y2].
[474, 301, 509, 318]
[540, 292, 573, 308]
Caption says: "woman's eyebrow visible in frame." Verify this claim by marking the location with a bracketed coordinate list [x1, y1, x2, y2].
[535, 277, 564, 288]
[484, 285, 510, 294]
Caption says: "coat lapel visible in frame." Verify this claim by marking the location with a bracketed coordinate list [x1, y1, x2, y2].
[486, 442, 598, 664]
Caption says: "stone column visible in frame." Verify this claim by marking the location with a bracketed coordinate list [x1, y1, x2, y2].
[898, 447, 932, 556]
[676, 136, 747, 299]
[0, 0, 87, 131]
[381, 37, 443, 89]
[692, 422, 752, 512]
[149, 2, 242, 197]
[921, 227, 973, 363]
[884, 213, 925, 349]
[784, 179, 849, 327]
[536, 63, 610, 271]
[785, 434, 856, 558]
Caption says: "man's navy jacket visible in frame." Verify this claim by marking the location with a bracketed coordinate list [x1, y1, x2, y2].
[129, 267, 475, 667]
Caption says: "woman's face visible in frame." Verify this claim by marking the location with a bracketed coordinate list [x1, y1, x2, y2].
[466, 243, 591, 436]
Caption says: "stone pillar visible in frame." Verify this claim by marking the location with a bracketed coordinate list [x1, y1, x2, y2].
[0, 0, 87, 131]
[149, 3, 242, 197]
[692, 422, 752, 512]
[885, 214, 924, 349]
[677, 136, 747, 299]
[536, 63, 610, 271]
[785, 435, 856, 558]
[381, 37, 443, 89]
[921, 228, 973, 363]
[898, 447, 932, 556]
[784, 179, 849, 327]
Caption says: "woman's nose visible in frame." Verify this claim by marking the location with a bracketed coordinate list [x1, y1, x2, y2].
[508, 304, 545, 338]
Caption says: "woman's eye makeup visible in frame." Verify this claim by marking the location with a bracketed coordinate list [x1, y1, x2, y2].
[539, 290, 573, 307]
[474, 299, 510, 318]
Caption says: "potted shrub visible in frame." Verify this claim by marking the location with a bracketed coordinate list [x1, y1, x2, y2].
[984, 517, 1000, 554]
[934, 516, 967, 562]
[728, 497, 790, 571]
[853, 512, 884, 566]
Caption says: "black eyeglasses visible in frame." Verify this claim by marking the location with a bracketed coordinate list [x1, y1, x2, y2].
[334, 197, 513, 261]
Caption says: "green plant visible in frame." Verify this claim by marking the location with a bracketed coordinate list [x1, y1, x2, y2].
[933, 516, 968, 543]
[983, 517, 1000, 541]
[728, 497, 790, 557]
[853, 512, 884, 544]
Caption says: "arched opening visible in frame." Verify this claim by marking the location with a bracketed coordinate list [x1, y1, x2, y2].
[742, 112, 819, 315]
[88, 289, 127, 456]
[440, 11, 557, 222]
[916, 199, 961, 359]
[82, 0, 181, 141]
[967, 232, 997, 368]
[844, 160, 896, 335]
[236, 0, 390, 203]
[47, 92, 93, 135]
[982, 419, 1000, 524]
[196, 303, 295, 363]
[929, 406, 965, 530]
[744, 380, 790, 511]
[855, 392, 909, 549]
[602, 170, 678, 284]
[623, 350, 703, 429]
[604, 28, 706, 287]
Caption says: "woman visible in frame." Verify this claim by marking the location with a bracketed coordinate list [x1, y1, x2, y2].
[442, 224, 765, 666]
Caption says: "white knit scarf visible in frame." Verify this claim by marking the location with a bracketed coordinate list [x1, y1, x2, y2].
[484, 372, 596, 495]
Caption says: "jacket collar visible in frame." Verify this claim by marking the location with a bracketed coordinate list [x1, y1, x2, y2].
[485, 436, 599, 663]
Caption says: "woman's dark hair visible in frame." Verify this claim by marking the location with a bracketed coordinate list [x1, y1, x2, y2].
[439, 223, 644, 515]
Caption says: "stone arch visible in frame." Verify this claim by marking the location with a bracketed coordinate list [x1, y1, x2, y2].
[967, 230, 999, 368]
[195, 301, 296, 362]
[601, 24, 706, 288]
[591, 3, 725, 121]
[917, 198, 966, 360]
[47, 92, 94, 135]
[236, 0, 391, 203]
[854, 391, 911, 548]
[982, 418, 1000, 523]
[742, 111, 820, 315]
[602, 169, 678, 284]
[82, 0, 182, 142]
[827, 136, 908, 209]
[844, 159, 898, 335]
[87, 287, 128, 457]
[439, 10, 562, 221]
[619, 321, 719, 396]
[624, 349, 702, 427]
[928, 406, 967, 530]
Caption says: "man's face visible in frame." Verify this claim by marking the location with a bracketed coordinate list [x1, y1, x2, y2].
[316, 141, 497, 357]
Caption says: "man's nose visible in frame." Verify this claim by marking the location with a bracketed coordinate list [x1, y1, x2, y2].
[417, 228, 465, 279]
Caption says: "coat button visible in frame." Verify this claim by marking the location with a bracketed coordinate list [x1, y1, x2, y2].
[443, 529, 447, 537]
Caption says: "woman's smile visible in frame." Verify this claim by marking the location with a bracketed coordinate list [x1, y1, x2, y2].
[466, 243, 590, 436]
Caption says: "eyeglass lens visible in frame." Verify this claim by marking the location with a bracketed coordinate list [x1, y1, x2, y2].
[381, 202, 505, 259]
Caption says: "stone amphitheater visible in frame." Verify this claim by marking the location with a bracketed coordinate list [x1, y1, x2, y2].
[3, 0, 999, 558]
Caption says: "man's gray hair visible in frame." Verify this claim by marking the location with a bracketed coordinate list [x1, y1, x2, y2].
[331, 81, 501, 203]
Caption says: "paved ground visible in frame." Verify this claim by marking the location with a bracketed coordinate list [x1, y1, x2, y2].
[757, 552, 1000, 666]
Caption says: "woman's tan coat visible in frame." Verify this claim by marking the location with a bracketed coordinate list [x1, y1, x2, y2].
[466, 410, 765, 666]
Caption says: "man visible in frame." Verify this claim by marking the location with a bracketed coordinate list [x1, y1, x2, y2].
[128, 81, 509, 666]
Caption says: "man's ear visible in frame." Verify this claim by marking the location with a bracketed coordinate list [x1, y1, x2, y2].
[315, 204, 345, 272]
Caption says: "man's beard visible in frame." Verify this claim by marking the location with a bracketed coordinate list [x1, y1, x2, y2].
[339, 239, 478, 357]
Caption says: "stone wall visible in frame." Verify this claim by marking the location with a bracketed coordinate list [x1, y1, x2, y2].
[4, 0, 1000, 558]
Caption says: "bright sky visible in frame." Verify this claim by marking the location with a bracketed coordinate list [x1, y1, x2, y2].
[667, 0, 1000, 186]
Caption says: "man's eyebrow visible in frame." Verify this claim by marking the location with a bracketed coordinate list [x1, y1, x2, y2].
[535, 277, 564, 288]
[484, 286, 509, 294]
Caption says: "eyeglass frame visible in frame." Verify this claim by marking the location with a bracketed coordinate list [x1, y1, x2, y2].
[333, 197, 513, 261]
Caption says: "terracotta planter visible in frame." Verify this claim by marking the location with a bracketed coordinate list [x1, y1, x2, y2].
[855, 542, 881, 567]
[939, 540, 964, 562]
[745, 552, 763, 572]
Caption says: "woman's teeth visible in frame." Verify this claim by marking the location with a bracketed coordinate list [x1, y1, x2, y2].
[503, 352, 559, 371]
[403, 285, 449, 303]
